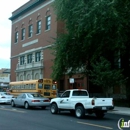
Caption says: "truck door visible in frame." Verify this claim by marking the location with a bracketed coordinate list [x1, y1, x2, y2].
[58, 91, 71, 109]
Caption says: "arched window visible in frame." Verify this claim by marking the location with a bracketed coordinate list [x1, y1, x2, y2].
[35, 73, 39, 79]
[45, 9, 51, 30]
[28, 19, 33, 37]
[20, 75, 23, 81]
[36, 14, 42, 34]
[14, 27, 18, 43]
[27, 74, 31, 80]
[21, 23, 25, 40]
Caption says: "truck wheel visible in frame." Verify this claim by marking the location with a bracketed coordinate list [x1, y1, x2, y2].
[75, 106, 85, 118]
[50, 103, 58, 114]
[11, 100, 15, 107]
[24, 102, 30, 109]
[95, 111, 105, 118]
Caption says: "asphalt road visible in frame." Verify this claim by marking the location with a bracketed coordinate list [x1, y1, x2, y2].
[0, 104, 130, 130]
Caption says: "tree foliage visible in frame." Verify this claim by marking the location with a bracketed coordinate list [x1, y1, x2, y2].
[51, 0, 130, 99]
[89, 57, 125, 97]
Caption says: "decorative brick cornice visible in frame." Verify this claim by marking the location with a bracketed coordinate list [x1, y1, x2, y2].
[9, 0, 45, 21]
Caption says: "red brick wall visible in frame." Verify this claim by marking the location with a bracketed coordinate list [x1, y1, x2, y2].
[10, 1, 57, 81]
[10, 57, 17, 81]
[43, 49, 55, 78]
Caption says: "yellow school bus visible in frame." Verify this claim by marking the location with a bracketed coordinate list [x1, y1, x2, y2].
[9, 79, 57, 99]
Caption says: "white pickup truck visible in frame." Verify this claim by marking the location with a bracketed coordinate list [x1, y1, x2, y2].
[50, 89, 114, 118]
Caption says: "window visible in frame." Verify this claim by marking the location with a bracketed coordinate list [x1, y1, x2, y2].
[17, 94, 23, 98]
[27, 54, 32, 63]
[22, 94, 26, 99]
[37, 20, 41, 34]
[15, 31, 18, 43]
[46, 16, 51, 30]
[21, 28, 25, 40]
[27, 93, 43, 98]
[28, 24, 33, 37]
[52, 85, 56, 90]
[44, 85, 51, 89]
[35, 52, 41, 62]
[62, 91, 70, 98]
[38, 83, 43, 89]
[72, 91, 88, 96]
[20, 56, 25, 65]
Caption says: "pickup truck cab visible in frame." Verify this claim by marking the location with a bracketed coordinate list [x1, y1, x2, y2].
[50, 89, 114, 118]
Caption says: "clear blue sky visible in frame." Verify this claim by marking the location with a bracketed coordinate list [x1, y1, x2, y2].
[0, 0, 29, 69]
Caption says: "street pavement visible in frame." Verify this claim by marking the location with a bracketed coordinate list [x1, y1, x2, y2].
[108, 106, 130, 116]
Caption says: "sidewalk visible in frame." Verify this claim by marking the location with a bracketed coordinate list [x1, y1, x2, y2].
[108, 106, 130, 116]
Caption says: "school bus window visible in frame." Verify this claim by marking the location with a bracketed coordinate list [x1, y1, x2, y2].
[52, 85, 56, 90]
[44, 84, 50, 89]
[44, 92, 50, 96]
[38, 83, 43, 89]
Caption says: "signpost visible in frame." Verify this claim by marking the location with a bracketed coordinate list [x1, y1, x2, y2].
[69, 78, 74, 89]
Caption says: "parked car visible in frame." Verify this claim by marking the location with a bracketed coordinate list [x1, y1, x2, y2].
[0, 92, 14, 104]
[11, 93, 50, 109]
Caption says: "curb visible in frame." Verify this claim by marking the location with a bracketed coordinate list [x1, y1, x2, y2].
[108, 111, 130, 116]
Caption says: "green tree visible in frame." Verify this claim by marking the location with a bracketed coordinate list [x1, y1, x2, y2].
[89, 57, 125, 97]
[51, 0, 130, 102]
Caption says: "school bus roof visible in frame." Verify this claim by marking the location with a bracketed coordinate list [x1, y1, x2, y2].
[10, 80, 38, 85]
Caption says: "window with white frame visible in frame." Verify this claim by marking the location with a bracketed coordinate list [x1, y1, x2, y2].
[21, 28, 25, 40]
[27, 54, 32, 63]
[37, 20, 41, 34]
[20, 56, 25, 65]
[28, 24, 33, 37]
[46, 15, 51, 30]
[15, 31, 18, 43]
[35, 52, 41, 62]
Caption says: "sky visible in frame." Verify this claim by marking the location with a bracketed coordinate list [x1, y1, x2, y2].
[0, 0, 29, 69]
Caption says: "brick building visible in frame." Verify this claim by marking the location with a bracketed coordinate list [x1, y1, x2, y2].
[9, 0, 88, 91]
